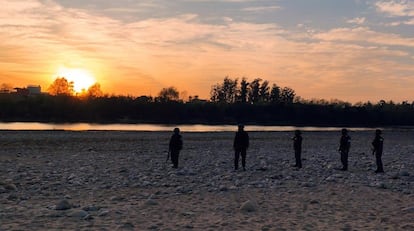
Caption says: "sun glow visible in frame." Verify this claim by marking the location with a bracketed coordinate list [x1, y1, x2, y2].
[54, 67, 96, 93]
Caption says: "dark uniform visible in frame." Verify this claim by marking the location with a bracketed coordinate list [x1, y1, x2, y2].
[169, 128, 183, 168]
[233, 125, 249, 171]
[338, 128, 351, 171]
[292, 130, 303, 168]
[372, 129, 384, 173]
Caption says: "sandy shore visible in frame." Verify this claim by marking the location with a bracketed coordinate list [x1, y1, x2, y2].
[1, 130, 413, 230]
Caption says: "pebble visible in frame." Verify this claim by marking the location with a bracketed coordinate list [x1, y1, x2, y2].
[110, 196, 125, 202]
[83, 205, 100, 212]
[69, 209, 89, 219]
[98, 210, 110, 217]
[144, 198, 158, 206]
[399, 171, 410, 177]
[117, 222, 135, 230]
[1, 131, 413, 229]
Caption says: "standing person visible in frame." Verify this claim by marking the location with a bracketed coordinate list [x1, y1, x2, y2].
[338, 128, 351, 171]
[169, 127, 183, 168]
[233, 124, 249, 171]
[372, 129, 384, 173]
[292, 130, 303, 168]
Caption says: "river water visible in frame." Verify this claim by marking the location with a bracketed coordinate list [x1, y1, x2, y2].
[0, 122, 381, 132]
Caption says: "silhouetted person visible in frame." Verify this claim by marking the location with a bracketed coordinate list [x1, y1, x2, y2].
[169, 128, 183, 168]
[372, 129, 384, 173]
[338, 128, 351, 171]
[292, 130, 303, 168]
[233, 124, 249, 171]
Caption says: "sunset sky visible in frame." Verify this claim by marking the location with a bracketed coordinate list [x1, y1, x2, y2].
[0, 0, 413, 102]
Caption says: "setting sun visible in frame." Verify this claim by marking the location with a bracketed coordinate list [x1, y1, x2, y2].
[54, 67, 96, 93]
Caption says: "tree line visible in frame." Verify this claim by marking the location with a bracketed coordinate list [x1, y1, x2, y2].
[1, 76, 414, 126]
[210, 77, 296, 104]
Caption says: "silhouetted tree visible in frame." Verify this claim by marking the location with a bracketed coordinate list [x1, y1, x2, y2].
[86, 83, 103, 98]
[280, 87, 295, 104]
[248, 78, 261, 104]
[157, 87, 180, 102]
[270, 84, 281, 103]
[237, 78, 249, 103]
[259, 80, 270, 103]
[136, 95, 153, 103]
[210, 77, 238, 103]
[48, 77, 74, 96]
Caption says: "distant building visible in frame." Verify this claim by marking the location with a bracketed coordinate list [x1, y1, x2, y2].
[14, 87, 29, 96]
[27, 85, 41, 95]
[13, 85, 42, 96]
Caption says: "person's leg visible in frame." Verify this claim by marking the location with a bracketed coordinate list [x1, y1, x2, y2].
[234, 150, 240, 170]
[170, 151, 175, 166]
[171, 150, 179, 168]
[344, 151, 348, 170]
[341, 151, 348, 170]
[295, 149, 302, 168]
[376, 153, 384, 172]
[175, 152, 180, 168]
[241, 149, 246, 170]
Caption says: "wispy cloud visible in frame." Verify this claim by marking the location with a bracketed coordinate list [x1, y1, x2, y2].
[347, 17, 366, 25]
[241, 6, 281, 12]
[313, 27, 414, 47]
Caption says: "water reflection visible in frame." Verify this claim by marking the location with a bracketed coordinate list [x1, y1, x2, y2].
[0, 122, 378, 132]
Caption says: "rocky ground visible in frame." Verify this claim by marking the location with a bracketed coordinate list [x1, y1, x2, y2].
[0, 130, 413, 230]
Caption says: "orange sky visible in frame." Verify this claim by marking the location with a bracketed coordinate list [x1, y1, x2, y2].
[1, 0, 414, 103]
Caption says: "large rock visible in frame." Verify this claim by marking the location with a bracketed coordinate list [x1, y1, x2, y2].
[55, 200, 72, 210]
[402, 206, 414, 213]
[4, 183, 17, 191]
[240, 200, 257, 212]
[399, 170, 410, 177]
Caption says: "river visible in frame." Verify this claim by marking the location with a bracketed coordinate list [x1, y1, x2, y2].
[0, 122, 382, 132]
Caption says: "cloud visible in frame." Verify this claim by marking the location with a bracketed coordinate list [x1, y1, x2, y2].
[0, 0, 413, 102]
[241, 6, 281, 12]
[313, 27, 414, 47]
[347, 17, 366, 25]
[375, 0, 414, 17]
